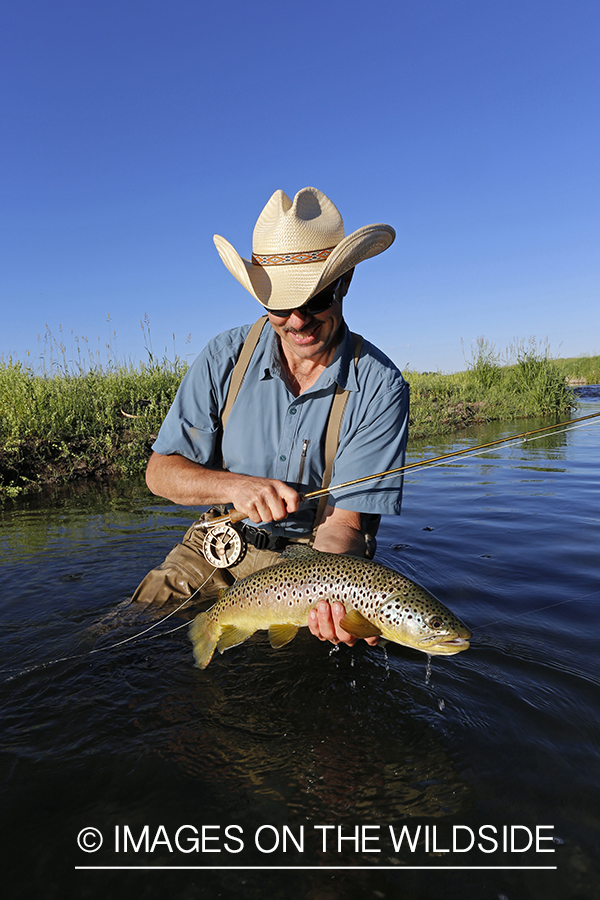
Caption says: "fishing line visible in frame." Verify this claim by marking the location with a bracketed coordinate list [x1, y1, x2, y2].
[393, 417, 600, 481]
[212, 412, 600, 526]
[1, 568, 218, 683]
[472, 587, 600, 633]
[323, 411, 600, 496]
[5, 414, 598, 680]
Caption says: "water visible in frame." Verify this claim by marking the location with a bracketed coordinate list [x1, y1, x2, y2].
[1, 389, 599, 900]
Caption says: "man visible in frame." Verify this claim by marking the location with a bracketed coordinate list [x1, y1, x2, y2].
[132, 187, 409, 646]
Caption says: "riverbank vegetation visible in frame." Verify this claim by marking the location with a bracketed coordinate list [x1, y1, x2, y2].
[0, 334, 592, 499]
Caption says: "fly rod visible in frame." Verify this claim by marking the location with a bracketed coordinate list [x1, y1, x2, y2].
[201, 410, 600, 528]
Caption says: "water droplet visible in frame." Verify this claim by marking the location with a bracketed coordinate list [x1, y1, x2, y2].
[425, 654, 432, 685]
[380, 644, 390, 678]
[438, 698, 445, 711]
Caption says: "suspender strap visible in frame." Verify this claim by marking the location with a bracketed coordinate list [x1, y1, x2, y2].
[313, 332, 364, 531]
[221, 316, 268, 430]
[221, 318, 364, 532]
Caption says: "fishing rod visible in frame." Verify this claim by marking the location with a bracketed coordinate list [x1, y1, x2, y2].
[202, 410, 600, 531]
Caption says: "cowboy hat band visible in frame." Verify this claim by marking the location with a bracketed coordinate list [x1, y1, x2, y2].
[213, 187, 395, 311]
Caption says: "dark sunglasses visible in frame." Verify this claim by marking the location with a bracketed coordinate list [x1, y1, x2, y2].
[269, 277, 342, 319]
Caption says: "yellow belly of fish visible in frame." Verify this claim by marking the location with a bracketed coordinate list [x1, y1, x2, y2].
[190, 594, 319, 669]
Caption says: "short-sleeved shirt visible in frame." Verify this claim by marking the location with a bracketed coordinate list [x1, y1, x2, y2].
[153, 319, 409, 537]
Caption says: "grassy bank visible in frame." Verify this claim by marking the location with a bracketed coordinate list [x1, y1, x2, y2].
[0, 355, 186, 498]
[553, 354, 600, 386]
[407, 337, 583, 440]
[0, 336, 584, 499]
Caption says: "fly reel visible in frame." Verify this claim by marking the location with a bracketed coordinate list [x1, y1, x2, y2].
[201, 522, 246, 568]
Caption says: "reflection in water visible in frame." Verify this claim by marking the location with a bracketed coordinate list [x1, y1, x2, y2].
[140, 639, 471, 829]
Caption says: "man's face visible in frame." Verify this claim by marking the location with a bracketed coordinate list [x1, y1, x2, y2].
[267, 272, 352, 366]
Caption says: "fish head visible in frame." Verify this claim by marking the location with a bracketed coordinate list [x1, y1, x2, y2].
[374, 587, 471, 656]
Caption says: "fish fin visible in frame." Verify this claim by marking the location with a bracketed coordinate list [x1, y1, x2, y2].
[188, 612, 222, 670]
[278, 543, 318, 562]
[268, 624, 300, 649]
[217, 624, 256, 653]
[340, 609, 382, 639]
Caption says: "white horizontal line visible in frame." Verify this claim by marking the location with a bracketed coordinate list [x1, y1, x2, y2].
[75, 865, 558, 871]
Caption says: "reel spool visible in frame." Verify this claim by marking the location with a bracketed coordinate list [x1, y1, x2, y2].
[201, 522, 246, 568]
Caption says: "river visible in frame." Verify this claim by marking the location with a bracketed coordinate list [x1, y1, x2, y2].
[1, 388, 599, 900]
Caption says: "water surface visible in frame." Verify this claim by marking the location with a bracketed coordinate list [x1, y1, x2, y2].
[1, 390, 599, 900]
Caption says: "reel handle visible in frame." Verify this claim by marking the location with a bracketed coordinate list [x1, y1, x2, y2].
[228, 508, 248, 525]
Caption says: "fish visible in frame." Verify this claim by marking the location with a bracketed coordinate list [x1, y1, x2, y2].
[189, 545, 471, 669]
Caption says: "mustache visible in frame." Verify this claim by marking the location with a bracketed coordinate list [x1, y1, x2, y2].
[283, 322, 320, 335]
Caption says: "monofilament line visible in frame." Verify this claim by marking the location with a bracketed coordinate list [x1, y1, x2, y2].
[2, 568, 217, 682]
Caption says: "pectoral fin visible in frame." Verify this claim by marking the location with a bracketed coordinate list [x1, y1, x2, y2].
[217, 624, 256, 653]
[340, 609, 382, 639]
[268, 624, 300, 649]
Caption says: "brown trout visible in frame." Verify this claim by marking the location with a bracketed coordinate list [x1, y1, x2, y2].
[189, 545, 471, 669]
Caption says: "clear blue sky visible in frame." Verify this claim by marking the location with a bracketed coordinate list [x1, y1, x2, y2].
[2, 0, 598, 374]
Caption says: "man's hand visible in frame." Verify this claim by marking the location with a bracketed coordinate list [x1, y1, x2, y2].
[145, 452, 300, 522]
[308, 504, 379, 646]
[227, 474, 300, 524]
[308, 600, 380, 647]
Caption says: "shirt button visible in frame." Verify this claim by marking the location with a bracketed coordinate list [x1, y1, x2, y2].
[280, 455, 286, 462]
[289, 407, 297, 415]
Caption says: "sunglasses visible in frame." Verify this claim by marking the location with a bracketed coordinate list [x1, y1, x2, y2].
[269, 277, 342, 319]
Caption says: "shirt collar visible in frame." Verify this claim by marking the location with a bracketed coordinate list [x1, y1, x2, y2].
[261, 320, 359, 392]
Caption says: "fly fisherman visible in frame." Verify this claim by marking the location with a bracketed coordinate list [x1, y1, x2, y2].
[132, 187, 409, 646]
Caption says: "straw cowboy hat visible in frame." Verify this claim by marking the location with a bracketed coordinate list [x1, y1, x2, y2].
[213, 187, 395, 311]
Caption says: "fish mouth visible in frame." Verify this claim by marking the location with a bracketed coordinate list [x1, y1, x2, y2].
[419, 636, 471, 655]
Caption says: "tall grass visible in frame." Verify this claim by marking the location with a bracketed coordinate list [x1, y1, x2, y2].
[553, 354, 600, 385]
[407, 336, 576, 439]
[0, 321, 188, 497]
[0, 329, 579, 497]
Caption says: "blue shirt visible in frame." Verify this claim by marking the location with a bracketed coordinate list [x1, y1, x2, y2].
[153, 320, 409, 537]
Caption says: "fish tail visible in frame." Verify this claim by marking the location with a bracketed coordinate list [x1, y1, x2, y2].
[189, 612, 222, 669]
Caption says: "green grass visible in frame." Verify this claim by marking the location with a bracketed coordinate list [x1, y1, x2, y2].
[406, 336, 576, 439]
[0, 331, 583, 498]
[553, 354, 600, 386]
[0, 323, 188, 498]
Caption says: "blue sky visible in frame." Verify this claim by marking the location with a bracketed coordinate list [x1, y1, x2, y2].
[2, 0, 598, 374]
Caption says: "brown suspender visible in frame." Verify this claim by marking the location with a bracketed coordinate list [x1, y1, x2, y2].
[313, 333, 363, 529]
[221, 316, 268, 430]
[220, 317, 364, 531]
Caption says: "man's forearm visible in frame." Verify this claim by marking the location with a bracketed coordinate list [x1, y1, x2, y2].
[145, 452, 300, 524]
[145, 451, 235, 506]
[311, 504, 366, 557]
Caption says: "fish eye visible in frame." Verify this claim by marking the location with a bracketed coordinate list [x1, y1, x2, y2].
[428, 617, 444, 629]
